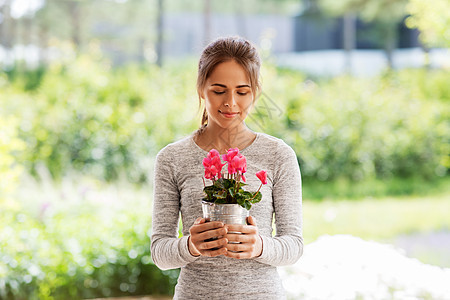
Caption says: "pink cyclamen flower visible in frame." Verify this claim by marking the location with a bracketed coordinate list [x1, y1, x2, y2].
[208, 149, 220, 159]
[222, 148, 240, 163]
[241, 173, 246, 182]
[256, 170, 267, 185]
[203, 149, 225, 180]
[229, 154, 247, 175]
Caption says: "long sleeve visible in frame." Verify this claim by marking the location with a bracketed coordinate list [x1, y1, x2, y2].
[150, 148, 198, 270]
[254, 142, 303, 266]
[150, 133, 300, 298]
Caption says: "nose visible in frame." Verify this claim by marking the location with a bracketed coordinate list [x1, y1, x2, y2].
[224, 92, 236, 107]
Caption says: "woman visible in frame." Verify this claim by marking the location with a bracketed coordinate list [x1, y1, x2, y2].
[151, 36, 303, 299]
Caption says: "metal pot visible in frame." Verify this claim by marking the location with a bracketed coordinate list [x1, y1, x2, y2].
[201, 201, 249, 225]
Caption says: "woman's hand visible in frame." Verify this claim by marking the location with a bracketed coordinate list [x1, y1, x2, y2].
[224, 216, 263, 259]
[188, 217, 229, 257]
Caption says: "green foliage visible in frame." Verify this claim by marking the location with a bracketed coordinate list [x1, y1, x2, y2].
[1, 55, 198, 183]
[406, 0, 450, 47]
[249, 67, 449, 183]
[0, 200, 177, 299]
[1, 57, 448, 188]
[0, 114, 25, 198]
[202, 178, 262, 210]
[303, 176, 450, 200]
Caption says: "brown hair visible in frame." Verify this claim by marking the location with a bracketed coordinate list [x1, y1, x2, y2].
[197, 36, 261, 129]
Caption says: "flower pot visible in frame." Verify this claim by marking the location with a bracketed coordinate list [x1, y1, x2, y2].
[201, 201, 249, 225]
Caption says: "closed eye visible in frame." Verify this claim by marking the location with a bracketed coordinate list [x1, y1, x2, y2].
[213, 91, 225, 95]
[237, 92, 248, 96]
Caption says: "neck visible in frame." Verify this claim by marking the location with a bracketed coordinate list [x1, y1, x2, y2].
[197, 122, 255, 154]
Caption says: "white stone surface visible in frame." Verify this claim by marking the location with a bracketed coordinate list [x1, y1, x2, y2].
[280, 235, 450, 300]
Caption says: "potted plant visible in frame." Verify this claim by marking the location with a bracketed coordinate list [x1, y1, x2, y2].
[201, 148, 267, 225]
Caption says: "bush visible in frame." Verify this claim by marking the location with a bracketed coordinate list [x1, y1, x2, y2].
[1, 57, 448, 185]
[0, 113, 25, 198]
[0, 198, 178, 299]
[1, 56, 199, 183]
[250, 67, 449, 182]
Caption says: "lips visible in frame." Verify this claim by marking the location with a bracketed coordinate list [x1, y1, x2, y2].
[219, 110, 239, 118]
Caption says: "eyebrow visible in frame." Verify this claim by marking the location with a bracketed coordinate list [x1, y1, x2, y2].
[211, 83, 251, 88]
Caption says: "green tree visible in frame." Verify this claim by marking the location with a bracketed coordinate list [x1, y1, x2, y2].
[319, 0, 409, 68]
[406, 0, 450, 48]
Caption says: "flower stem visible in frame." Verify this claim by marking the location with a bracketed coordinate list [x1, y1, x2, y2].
[249, 183, 262, 202]
[234, 173, 240, 195]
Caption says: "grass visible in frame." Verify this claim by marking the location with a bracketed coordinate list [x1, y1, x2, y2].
[13, 174, 449, 245]
[10, 174, 450, 269]
[303, 176, 450, 201]
[303, 192, 450, 267]
[303, 193, 450, 243]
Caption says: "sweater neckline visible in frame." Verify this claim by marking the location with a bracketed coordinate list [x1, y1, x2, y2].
[189, 132, 261, 156]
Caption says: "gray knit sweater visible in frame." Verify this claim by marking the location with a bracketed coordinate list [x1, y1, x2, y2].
[151, 132, 303, 299]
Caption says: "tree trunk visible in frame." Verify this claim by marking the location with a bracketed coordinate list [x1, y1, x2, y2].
[0, 3, 5, 48]
[235, 1, 246, 38]
[420, 44, 431, 69]
[1, 1, 16, 68]
[68, 1, 81, 53]
[203, 0, 211, 45]
[1, 1, 13, 49]
[384, 23, 397, 70]
[343, 13, 356, 74]
[156, 0, 164, 67]
[38, 25, 50, 66]
[23, 17, 33, 47]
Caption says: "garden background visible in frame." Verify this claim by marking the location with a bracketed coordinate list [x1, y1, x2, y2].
[0, 0, 449, 299]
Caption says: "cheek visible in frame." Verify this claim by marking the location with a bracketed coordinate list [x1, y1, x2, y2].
[204, 98, 218, 113]
[240, 98, 254, 113]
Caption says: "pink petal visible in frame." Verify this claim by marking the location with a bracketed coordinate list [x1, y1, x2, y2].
[256, 170, 267, 185]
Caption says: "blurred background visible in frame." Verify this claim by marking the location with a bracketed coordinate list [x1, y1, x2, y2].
[0, 0, 449, 299]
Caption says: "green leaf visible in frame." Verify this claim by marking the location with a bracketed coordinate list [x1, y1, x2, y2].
[243, 200, 252, 210]
[242, 191, 253, 199]
[214, 189, 227, 199]
[203, 185, 218, 201]
[223, 179, 234, 189]
[250, 191, 262, 204]
[214, 198, 227, 204]
[214, 178, 225, 189]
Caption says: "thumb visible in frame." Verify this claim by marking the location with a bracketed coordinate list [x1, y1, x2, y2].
[194, 217, 206, 225]
[247, 216, 257, 226]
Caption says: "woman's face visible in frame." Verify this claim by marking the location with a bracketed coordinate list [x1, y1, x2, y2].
[201, 59, 254, 130]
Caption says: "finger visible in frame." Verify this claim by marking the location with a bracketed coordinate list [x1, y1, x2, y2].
[195, 227, 228, 241]
[194, 217, 205, 225]
[226, 224, 257, 234]
[226, 233, 257, 243]
[197, 237, 228, 250]
[247, 216, 257, 226]
[226, 242, 253, 253]
[192, 221, 225, 234]
[225, 250, 251, 259]
[202, 247, 228, 257]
